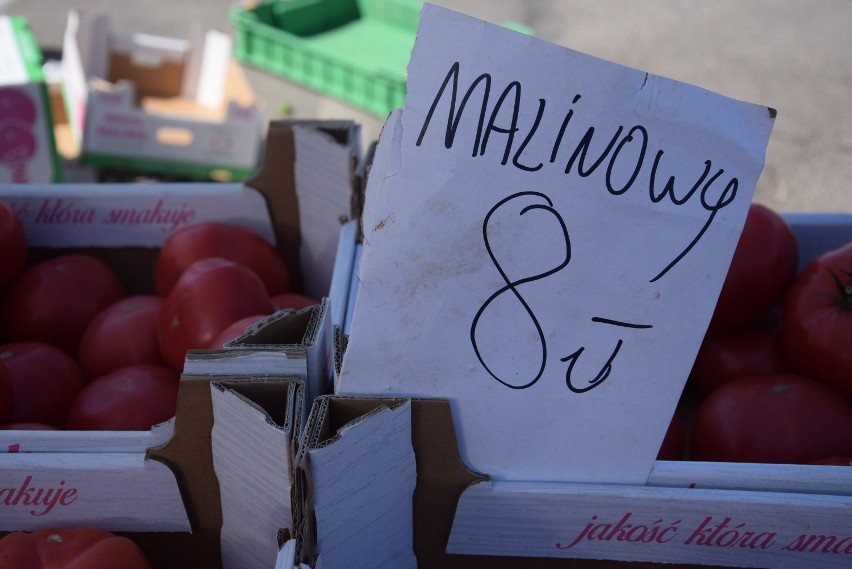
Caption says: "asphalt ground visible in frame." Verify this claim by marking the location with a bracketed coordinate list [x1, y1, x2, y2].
[6, 0, 852, 214]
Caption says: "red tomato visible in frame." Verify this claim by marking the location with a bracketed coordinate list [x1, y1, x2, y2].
[157, 258, 275, 371]
[0, 362, 11, 424]
[77, 295, 165, 379]
[710, 203, 798, 330]
[0, 422, 58, 430]
[656, 408, 685, 460]
[65, 365, 179, 431]
[0, 201, 27, 289]
[272, 292, 318, 311]
[809, 457, 852, 466]
[207, 314, 272, 349]
[0, 342, 86, 427]
[0, 527, 153, 569]
[690, 374, 852, 464]
[0, 254, 125, 354]
[781, 242, 852, 399]
[154, 221, 289, 296]
[688, 316, 793, 397]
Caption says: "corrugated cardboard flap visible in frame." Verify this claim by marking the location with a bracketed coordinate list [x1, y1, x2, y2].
[211, 376, 305, 569]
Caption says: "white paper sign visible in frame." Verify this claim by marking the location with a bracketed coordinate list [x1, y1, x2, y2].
[339, 4, 775, 483]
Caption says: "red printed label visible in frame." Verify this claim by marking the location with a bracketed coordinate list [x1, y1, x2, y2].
[0, 476, 78, 516]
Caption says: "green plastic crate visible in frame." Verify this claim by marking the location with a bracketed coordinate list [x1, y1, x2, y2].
[230, 0, 530, 118]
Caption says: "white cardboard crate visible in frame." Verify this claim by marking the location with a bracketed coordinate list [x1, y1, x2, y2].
[60, 10, 262, 181]
[294, 212, 852, 569]
[0, 119, 362, 569]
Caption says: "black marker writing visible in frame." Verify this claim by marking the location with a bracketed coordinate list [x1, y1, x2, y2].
[561, 318, 651, 393]
[416, 61, 744, 280]
[591, 317, 653, 329]
[470, 191, 571, 389]
[561, 340, 623, 394]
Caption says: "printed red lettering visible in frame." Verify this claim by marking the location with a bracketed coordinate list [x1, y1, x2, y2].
[557, 513, 680, 549]
[783, 533, 852, 554]
[684, 516, 715, 546]
[35, 198, 96, 225]
[0, 477, 79, 516]
[102, 200, 196, 232]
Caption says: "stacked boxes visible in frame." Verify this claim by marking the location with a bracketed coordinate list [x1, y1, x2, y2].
[0, 16, 61, 183]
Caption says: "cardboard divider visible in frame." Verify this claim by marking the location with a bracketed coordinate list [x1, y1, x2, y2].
[245, 120, 303, 292]
[125, 305, 330, 568]
[243, 119, 361, 296]
[295, 396, 417, 568]
[211, 377, 304, 569]
[183, 298, 335, 417]
[135, 374, 222, 569]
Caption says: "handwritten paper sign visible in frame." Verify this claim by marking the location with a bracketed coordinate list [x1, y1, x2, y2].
[338, 4, 775, 483]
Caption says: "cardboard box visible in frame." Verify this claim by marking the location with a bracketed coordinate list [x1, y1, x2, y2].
[60, 9, 263, 181]
[0, 119, 362, 569]
[0, 16, 61, 183]
[295, 213, 852, 569]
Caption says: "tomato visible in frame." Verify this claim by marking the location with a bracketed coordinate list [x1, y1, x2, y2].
[272, 292, 318, 311]
[77, 295, 165, 379]
[0, 201, 27, 289]
[0, 422, 58, 430]
[809, 456, 852, 466]
[157, 258, 275, 370]
[0, 362, 11, 424]
[0, 527, 152, 568]
[0, 254, 125, 354]
[710, 203, 798, 330]
[0, 342, 86, 427]
[781, 242, 852, 399]
[690, 374, 852, 464]
[207, 313, 272, 349]
[656, 408, 685, 460]
[65, 365, 179, 431]
[154, 221, 289, 296]
[688, 316, 793, 397]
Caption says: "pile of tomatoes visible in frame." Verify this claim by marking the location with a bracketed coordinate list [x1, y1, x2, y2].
[0, 201, 317, 432]
[658, 203, 852, 465]
[0, 527, 153, 569]
[3, 197, 850, 464]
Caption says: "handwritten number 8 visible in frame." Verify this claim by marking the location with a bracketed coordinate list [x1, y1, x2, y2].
[470, 191, 571, 389]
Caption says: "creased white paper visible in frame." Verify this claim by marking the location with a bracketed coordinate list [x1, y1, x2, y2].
[340, 4, 775, 484]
